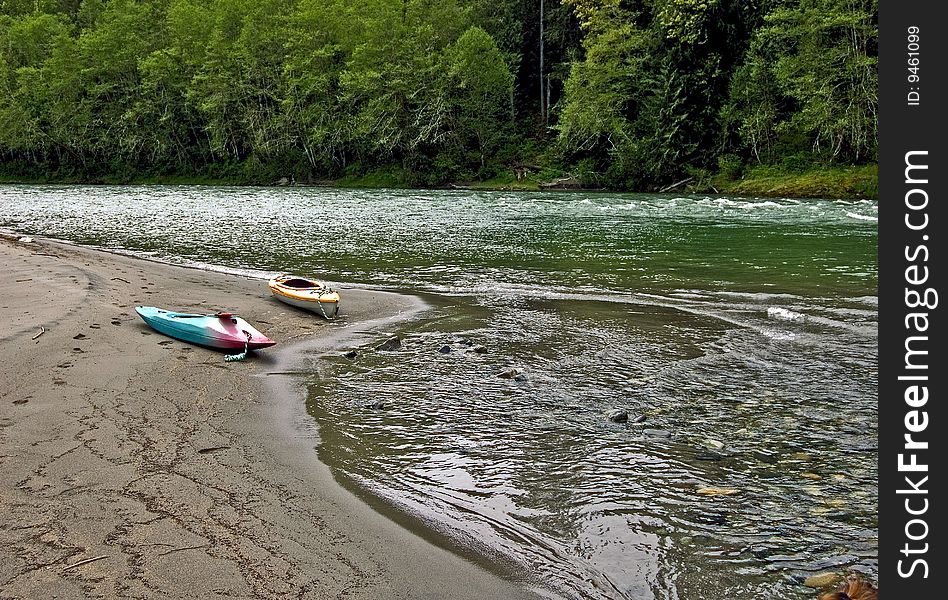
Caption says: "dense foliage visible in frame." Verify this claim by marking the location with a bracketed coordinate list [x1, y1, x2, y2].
[0, 0, 877, 189]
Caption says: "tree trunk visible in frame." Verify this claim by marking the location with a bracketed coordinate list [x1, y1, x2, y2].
[539, 0, 545, 127]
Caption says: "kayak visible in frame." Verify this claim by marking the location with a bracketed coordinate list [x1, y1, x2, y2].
[135, 306, 276, 351]
[267, 274, 340, 318]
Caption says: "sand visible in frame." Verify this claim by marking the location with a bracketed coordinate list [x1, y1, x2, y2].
[0, 235, 540, 599]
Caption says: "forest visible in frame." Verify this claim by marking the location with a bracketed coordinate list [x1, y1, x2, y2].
[0, 0, 878, 194]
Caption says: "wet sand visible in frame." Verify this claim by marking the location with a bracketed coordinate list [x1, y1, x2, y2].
[0, 235, 540, 599]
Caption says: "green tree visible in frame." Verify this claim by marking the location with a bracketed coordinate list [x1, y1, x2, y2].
[188, 0, 293, 164]
[766, 0, 877, 162]
[441, 26, 515, 173]
[721, 39, 783, 164]
[337, 0, 470, 174]
[75, 0, 160, 164]
[557, 6, 647, 155]
[280, 0, 352, 171]
[559, 0, 774, 188]
[0, 12, 72, 155]
[128, 0, 217, 169]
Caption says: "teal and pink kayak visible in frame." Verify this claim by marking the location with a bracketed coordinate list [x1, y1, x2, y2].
[135, 306, 276, 351]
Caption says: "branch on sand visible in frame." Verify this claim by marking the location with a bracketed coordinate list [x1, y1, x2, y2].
[63, 555, 108, 571]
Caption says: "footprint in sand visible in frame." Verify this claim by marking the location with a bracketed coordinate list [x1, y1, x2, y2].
[56, 362, 72, 369]
[52, 378, 66, 386]
[71, 347, 85, 354]
[157, 340, 173, 346]
[89, 324, 101, 329]
[73, 333, 86, 340]
[140, 330, 152, 335]
[13, 398, 29, 405]
[110, 320, 121, 326]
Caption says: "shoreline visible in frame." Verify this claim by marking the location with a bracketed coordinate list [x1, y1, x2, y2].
[0, 235, 541, 598]
[0, 163, 879, 200]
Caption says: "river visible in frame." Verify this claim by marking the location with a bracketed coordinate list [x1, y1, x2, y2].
[0, 185, 878, 599]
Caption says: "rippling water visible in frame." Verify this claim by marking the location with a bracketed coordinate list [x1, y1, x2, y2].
[0, 185, 878, 599]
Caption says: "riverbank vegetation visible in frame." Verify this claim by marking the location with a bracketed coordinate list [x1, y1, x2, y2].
[0, 0, 877, 197]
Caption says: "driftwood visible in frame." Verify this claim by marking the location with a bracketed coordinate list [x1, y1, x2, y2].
[32, 327, 45, 341]
[264, 371, 311, 376]
[156, 544, 208, 557]
[63, 555, 108, 571]
[658, 177, 694, 193]
[539, 176, 586, 190]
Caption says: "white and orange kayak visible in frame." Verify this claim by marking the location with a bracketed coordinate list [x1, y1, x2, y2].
[268, 274, 340, 318]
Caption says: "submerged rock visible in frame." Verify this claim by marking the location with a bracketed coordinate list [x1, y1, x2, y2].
[807, 554, 860, 571]
[369, 400, 387, 410]
[629, 414, 647, 424]
[438, 345, 452, 354]
[376, 337, 401, 352]
[643, 428, 672, 438]
[803, 572, 840, 588]
[513, 373, 529, 382]
[342, 350, 358, 359]
[697, 511, 728, 526]
[496, 368, 522, 379]
[608, 410, 629, 423]
[696, 487, 740, 496]
[694, 451, 724, 462]
[472, 344, 488, 354]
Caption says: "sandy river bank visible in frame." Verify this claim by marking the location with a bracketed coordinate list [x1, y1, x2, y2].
[0, 234, 539, 599]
